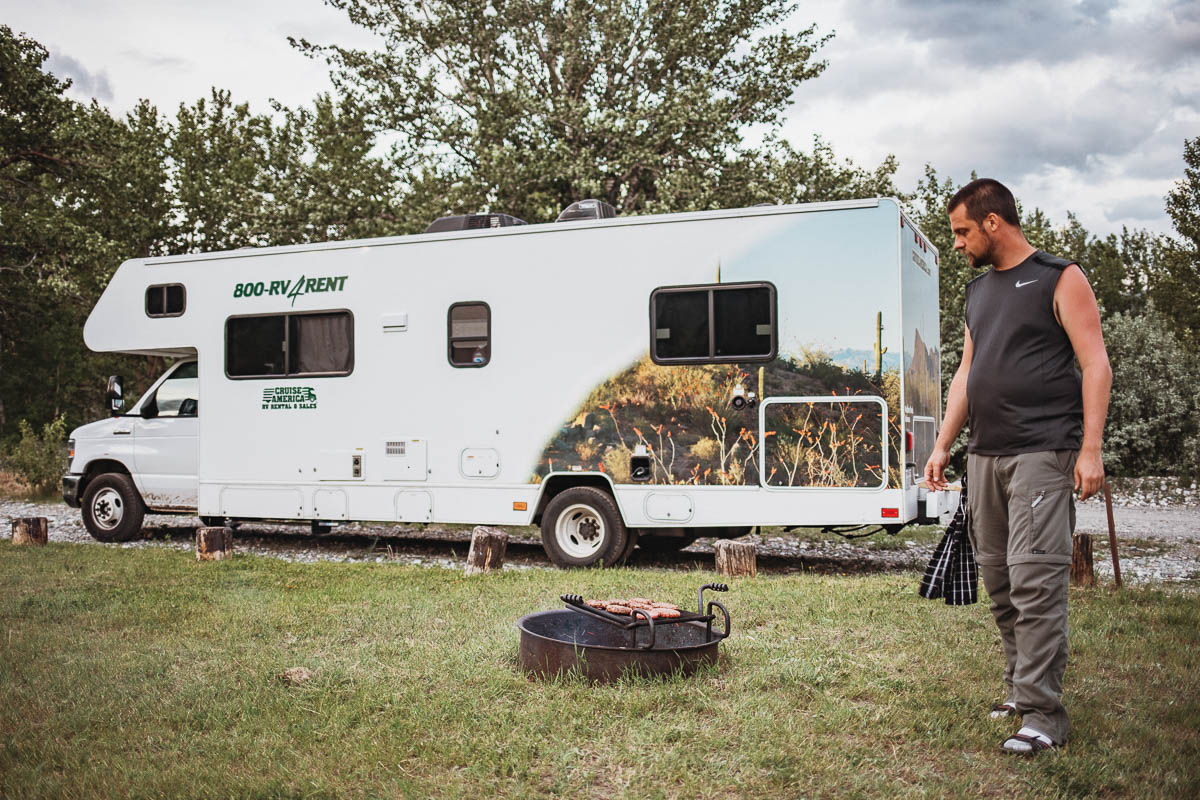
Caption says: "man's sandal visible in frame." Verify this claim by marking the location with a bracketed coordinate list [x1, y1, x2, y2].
[1002, 733, 1056, 755]
[989, 703, 1018, 719]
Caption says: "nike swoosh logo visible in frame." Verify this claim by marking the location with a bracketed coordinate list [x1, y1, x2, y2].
[1015, 279, 1039, 288]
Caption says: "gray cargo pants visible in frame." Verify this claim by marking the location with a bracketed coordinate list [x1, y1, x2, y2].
[967, 449, 1077, 745]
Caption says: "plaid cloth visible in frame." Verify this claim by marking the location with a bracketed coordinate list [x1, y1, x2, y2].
[919, 474, 978, 605]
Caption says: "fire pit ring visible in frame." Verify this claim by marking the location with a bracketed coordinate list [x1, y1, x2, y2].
[517, 584, 731, 682]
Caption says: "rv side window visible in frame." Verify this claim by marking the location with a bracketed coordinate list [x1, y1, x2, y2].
[448, 302, 490, 367]
[651, 282, 776, 364]
[225, 311, 353, 378]
[146, 284, 186, 317]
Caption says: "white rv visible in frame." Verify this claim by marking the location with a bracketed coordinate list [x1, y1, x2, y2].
[62, 197, 945, 567]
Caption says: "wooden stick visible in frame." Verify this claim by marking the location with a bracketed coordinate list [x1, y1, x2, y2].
[1103, 481, 1122, 588]
[11, 517, 48, 546]
[465, 526, 508, 575]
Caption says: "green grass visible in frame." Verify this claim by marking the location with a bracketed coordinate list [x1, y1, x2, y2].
[1, 542, 1197, 799]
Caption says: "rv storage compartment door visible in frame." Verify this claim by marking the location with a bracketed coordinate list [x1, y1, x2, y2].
[644, 493, 694, 522]
[313, 489, 348, 520]
[760, 396, 890, 489]
[219, 487, 304, 519]
[395, 490, 433, 522]
[460, 448, 500, 478]
[383, 440, 428, 481]
[317, 450, 365, 480]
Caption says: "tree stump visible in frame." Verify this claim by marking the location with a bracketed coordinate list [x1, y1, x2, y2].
[714, 539, 756, 578]
[1071, 533, 1095, 587]
[465, 526, 508, 575]
[196, 526, 233, 561]
[11, 517, 48, 546]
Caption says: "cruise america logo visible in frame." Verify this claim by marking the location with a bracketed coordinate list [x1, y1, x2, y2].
[262, 387, 317, 410]
[233, 274, 348, 305]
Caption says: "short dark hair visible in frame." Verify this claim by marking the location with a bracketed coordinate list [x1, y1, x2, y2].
[948, 178, 1020, 227]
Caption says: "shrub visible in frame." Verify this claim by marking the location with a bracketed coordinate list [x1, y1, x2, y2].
[1102, 310, 1200, 478]
[4, 415, 69, 495]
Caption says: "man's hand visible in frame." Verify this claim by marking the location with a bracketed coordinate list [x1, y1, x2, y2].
[1075, 448, 1105, 501]
[924, 447, 951, 491]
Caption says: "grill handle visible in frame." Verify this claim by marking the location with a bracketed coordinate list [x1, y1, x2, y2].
[705, 599, 731, 642]
[631, 607, 657, 650]
[560, 594, 634, 628]
[698, 582, 729, 615]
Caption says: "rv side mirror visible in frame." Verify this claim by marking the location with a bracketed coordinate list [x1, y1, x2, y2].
[105, 375, 124, 416]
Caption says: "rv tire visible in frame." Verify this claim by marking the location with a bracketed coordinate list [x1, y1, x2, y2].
[540, 486, 628, 568]
[81, 473, 145, 542]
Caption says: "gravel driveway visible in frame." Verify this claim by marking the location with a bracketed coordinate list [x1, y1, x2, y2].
[3, 484, 1198, 585]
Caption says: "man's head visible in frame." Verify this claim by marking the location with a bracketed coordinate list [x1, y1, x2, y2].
[948, 178, 1022, 268]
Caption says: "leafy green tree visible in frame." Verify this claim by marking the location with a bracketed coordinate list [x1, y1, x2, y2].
[294, 0, 895, 221]
[1151, 136, 1200, 347]
[0, 27, 168, 440]
[1101, 309, 1200, 478]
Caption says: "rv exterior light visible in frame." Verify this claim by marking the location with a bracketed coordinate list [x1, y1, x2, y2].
[730, 384, 756, 410]
[881, 508, 900, 518]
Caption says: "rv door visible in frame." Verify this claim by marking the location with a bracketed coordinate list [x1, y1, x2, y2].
[130, 360, 199, 510]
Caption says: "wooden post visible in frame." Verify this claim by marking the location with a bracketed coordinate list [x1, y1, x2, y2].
[465, 526, 508, 575]
[11, 517, 48, 546]
[195, 527, 233, 561]
[714, 539, 756, 578]
[1071, 533, 1095, 587]
[1103, 481, 1123, 588]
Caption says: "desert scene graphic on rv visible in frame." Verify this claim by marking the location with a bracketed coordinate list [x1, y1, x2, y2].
[533, 208, 939, 491]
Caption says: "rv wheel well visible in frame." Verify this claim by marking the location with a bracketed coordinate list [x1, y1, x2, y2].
[532, 474, 615, 525]
[81, 459, 131, 490]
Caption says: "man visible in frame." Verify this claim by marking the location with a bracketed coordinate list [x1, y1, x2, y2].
[924, 178, 1111, 755]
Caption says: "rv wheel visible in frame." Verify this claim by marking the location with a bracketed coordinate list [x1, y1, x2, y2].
[540, 486, 629, 568]
[81, 473, 145, 542]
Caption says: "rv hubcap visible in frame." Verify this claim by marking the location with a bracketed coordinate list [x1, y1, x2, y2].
[555, 503, 606, 559]
[91, 487, 124, 530]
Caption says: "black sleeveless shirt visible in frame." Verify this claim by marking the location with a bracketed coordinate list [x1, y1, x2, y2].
[964, 250, 1084, 455]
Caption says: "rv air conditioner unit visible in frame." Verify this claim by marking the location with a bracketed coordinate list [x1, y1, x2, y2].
[555, 199, 617, 223]
[425, 213, 527, 234]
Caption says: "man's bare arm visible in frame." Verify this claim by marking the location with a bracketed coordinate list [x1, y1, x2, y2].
[923, 325, 974, 491]
[1055, 264, 1112, 501]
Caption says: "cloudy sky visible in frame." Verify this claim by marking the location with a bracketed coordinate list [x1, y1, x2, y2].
[5, 0, 1197, 239]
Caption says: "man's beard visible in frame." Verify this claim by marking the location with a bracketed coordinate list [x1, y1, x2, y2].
[968, 230, 996, 268]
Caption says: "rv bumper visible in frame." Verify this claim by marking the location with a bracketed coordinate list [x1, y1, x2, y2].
[62, 474, 82, 508]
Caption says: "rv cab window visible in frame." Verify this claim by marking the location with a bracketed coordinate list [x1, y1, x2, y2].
[651, 282, 776, 364]
[146, 284, 186, 317]
[146, 361, 199, 417]
[225, 310, 353, 378]
[448, 302, 491, 367]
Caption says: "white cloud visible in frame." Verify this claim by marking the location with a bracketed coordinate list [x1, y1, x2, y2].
[779, 0, 1197, 238]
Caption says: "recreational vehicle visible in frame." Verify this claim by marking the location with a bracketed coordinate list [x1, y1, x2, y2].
[62, 197, 946, 567]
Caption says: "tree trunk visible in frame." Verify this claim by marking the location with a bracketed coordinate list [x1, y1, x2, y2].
[11, 517, 48, 546]
[196, 527, 233, 561]
[1071, 533, 1095, 588]
[714, 539, 756, 578]
[465, 526, 508, 575]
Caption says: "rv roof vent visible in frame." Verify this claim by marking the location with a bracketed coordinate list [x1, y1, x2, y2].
[424, 213, 527, 234]
[556, 199, 617, 223]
